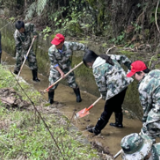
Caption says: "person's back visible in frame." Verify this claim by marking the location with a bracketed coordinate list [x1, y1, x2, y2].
[139, 70, 160, 91]
[92, 54, 133, 100]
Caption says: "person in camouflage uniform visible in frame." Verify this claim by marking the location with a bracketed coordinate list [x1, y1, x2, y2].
[127, 60, 160, 141]
[0, 31, 2, 63]
[83, 50, 133, 135]
[121, 133, 160, 160]
[48, 33, 87, 104]
[13, 21, 40, 82]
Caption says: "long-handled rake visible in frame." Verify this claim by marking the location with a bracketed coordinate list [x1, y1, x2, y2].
[75, 95, 102, 119]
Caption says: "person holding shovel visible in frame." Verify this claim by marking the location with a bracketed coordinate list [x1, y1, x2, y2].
[83, 50, 133, 135]
[48, 33, 87, 104]
[127, 60, 160, 142]
[13, 20, 40, 82]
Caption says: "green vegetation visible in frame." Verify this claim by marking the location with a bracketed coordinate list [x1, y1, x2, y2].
[0, 65, 41, 103]
[111, 32, 125, 44]
[42, 26, 52, 40]
[0, 0, 160, 45]
[0, 65, 99, 160]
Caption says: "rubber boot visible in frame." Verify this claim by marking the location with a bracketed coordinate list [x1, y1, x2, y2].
[73, 88, 82, 102]
[110, 112, 123, 128]
[32, 69, 40, 82]
[13, 70, 19, 75]
[87, 117, 108, 135]
[48, 91, 54, 104]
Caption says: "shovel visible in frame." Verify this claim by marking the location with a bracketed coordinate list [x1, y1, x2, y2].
[44, 61, 83, 92]
[17, 37, 36, 78]
[75, 95, 102, 118]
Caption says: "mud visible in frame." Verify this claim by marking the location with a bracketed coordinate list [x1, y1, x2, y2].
[1, 51, 143, 160]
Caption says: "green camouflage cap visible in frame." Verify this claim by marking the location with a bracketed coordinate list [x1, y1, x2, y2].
[121, 133, 153, 160]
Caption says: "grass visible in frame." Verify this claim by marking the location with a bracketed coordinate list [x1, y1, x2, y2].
[0, 65, 99, 160]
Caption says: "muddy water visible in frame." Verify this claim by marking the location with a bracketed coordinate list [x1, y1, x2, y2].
[1, 51, 143, 159]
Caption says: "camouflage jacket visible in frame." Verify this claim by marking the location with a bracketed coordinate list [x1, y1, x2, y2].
[48, 41, 86, 71]
[152, 143, 160, 159]
[92, 55, 133, 100]
[13, 23, 37, 54]
[139, 70, 160, 123]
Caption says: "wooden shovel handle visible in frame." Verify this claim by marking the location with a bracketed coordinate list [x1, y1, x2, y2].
[86, 95, 102, 111]
[45, 61, 83, 92]
[113, 149, 122, 159]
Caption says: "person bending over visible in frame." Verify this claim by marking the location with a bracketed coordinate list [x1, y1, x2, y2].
[48, 33, 87, 104]
[83, 49, 133, 135]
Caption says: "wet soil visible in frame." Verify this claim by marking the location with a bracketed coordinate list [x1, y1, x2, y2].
[1, 51, 143, 160]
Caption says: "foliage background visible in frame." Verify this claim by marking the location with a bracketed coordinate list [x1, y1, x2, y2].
[1, 0, 160, 46]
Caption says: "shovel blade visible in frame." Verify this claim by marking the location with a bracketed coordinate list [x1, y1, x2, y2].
[75, 108, 90, 118]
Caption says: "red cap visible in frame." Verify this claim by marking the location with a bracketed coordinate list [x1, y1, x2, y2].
[127, 60, 147, 77]
[51, 33, 65, 45]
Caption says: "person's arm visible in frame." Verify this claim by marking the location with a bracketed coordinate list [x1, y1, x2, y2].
[139, 92, 151, 122]
[48, 47, 64, 78]
[139, 80, 155, 122]
[55, 65, 65, 78]
[68, 42, 87, 51]
[13, 32, 22, 56]
[110, 54, 132, 70]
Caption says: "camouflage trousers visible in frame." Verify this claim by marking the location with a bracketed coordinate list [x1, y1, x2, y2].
[14, 49, 38, 72]
[141, 109, 160, 140]
[49, 66, 78, 91]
